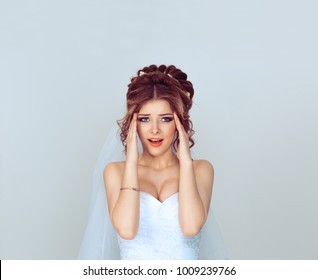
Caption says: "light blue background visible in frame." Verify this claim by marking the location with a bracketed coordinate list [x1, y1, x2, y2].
[1, 0, 317, 259]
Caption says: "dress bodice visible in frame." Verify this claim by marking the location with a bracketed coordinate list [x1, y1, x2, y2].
[117, 192, 201, 260]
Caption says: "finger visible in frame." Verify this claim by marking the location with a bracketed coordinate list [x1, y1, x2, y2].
[132, 113, 138, 138]
[174, 112, 181, 131]
[127, 114, 136, 140]
[127, 120, 133, 140]
[174, 112, 186, 135]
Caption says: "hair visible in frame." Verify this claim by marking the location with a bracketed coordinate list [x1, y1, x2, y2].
[118, 64, 195, 152]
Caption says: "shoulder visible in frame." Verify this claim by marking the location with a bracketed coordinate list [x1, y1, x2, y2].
[192, 160, 214, 212]
[104, 161, 125, 172]
[193, 159, 214, 176]
[103, 161, 125, 198]
[104, 161, 125, 179]
[193, 160, 214, 191]
[103, 162, 125, 213]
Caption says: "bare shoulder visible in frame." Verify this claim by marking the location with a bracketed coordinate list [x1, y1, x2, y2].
[192, 160, 214, 213]
[104, 161, 125, 177]
[193, 159, 214, 176]
[103, 161, 125, 212]
[103, 161, 125, 192]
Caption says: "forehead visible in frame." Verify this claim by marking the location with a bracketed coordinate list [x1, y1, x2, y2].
[139, 99, 172, 114]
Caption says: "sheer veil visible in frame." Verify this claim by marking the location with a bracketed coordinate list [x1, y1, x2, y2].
[78, 124, 229, 259]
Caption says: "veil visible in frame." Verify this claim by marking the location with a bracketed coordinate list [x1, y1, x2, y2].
[78, 124, 229, 259]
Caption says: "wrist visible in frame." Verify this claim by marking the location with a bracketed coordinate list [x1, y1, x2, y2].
[125, 158, 138, 165]
[179, 157, 193, 166]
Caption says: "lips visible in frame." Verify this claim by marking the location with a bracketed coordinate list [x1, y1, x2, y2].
[148, 138, 163, 147]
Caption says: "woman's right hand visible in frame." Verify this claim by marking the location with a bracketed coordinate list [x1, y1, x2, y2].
[125, 113, 139, 163]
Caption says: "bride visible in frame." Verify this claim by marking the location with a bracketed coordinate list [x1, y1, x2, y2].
[78, 64, 228, 259]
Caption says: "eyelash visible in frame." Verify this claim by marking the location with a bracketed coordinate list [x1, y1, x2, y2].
[137, 117, 149, 122]
[137, 117, 173, 123]
[162, 117, 173, 122]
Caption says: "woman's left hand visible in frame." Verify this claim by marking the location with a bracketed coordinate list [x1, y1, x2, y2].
[174, 112, 192, 163]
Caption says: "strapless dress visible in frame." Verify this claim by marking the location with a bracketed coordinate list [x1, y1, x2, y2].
[117, 191, 201, 260]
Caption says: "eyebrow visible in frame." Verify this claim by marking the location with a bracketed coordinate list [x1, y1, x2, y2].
[138, 113, 173, 116]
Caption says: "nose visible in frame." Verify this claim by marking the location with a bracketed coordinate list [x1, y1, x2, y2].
[151, 120, 160, 134]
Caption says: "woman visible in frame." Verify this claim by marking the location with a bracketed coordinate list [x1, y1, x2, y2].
[78, 64, 228, 260]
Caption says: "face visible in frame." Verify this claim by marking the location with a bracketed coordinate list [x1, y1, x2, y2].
[137, 99, 176, 157]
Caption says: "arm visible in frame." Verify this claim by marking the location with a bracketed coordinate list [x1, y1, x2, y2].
[174, 113, 213, 236]
[179, 160, 214, 236]
[103, 114, 140, 240]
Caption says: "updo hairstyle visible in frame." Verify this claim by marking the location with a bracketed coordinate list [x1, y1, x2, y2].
[118, 64, 195, 152]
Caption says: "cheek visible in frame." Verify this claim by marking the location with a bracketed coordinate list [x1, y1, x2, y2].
[166, 123, 176, 138]
[137, 123, 147, 140]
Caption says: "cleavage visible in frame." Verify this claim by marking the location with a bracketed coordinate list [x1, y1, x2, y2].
[138, 164, 179, 202]
[139, 178, 178, 203]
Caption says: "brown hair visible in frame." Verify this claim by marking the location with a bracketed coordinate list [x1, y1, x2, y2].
[118, 64, 195, 152]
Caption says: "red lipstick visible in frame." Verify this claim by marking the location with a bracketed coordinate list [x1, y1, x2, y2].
[148, 138, 163, 147]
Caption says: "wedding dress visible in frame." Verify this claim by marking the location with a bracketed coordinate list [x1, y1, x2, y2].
[78, 125, 228, 260]
[118, 192, 201, 259]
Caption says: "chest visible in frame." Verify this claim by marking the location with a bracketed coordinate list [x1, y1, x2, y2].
[137, 165, 179, 200]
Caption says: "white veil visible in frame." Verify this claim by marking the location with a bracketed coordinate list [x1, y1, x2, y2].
[78, 124, 229, 259]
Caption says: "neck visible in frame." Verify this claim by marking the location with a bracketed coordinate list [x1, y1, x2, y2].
[138, 150, 179, 170]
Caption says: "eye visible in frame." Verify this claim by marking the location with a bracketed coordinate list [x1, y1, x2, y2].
[137, 117, 150, 122]
[161, 117, 173, 122]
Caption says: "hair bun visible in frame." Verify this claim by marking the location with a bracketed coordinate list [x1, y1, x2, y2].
[135, 64, 194, 101]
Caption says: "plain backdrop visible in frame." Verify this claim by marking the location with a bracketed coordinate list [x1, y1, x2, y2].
[0, 0, 317, 259]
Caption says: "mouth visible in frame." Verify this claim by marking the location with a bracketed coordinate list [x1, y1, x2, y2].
[148, 138, 163, 147]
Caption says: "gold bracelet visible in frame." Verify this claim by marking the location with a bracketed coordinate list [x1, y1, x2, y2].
[120, 187, 140, 192]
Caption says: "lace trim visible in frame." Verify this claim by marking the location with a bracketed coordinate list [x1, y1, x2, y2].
[118, 229, 201, 260]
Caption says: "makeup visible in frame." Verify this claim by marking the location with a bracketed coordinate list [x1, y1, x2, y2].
[148, 138, 163, 147]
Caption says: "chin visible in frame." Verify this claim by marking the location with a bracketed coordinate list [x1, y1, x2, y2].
[143, 144, 172, 157]
[144, 148, 165, 157]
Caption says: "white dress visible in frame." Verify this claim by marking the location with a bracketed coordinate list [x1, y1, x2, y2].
[78, 125, 228, 260]
[117, 192, 201, 260]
